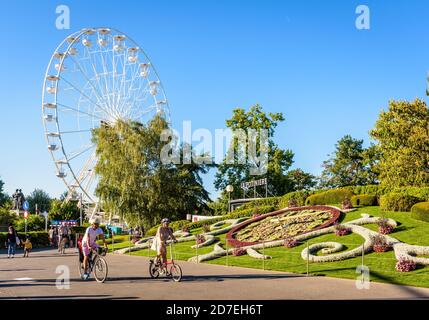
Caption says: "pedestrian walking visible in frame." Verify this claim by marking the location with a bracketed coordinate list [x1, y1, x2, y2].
[5, 226, 19, 258]
[48, 226, 55, 247]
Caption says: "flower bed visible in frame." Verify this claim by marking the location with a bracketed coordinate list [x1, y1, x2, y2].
[371, 234, 391, 253]
[377, 218, 394, 234]
[226, 206, 342, 247]
[396, 258, 417, 272]
[232, 247, 246, 256]
[335, 224, 351, 236]
[284, 238, 299, 248]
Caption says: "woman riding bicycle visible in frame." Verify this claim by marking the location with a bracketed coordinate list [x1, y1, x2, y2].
[82, 217, 107, 279]
[152, 218, 177, 273]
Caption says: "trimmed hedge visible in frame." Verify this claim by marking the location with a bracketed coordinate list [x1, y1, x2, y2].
[305, 189, 354, 206]
[380, 193, 423, 212]
[411, 202, 429, 223]
[351, 194, 377, 207]
[0, 231, 49, 248]
[279, 191, 310, 208]
[240, 197, 280, 210]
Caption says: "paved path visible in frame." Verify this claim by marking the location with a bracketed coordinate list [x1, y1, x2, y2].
[1, 248, 429, 300]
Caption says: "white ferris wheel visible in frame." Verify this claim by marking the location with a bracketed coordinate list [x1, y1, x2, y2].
[42, 27, 170, 213]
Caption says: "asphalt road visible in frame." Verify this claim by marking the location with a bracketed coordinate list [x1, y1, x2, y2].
[1, 248, 429, 300]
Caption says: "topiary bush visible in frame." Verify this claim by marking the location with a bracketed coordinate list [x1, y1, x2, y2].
[379, 193, 423, 212]
[278, 190, 310, 209]
[305, 189, 354, 206]
[351, 194, 378, 207]
[240, 197, 280, 210]
[410, 202, 429, 223]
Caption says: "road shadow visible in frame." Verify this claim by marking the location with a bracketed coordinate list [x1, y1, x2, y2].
[180, 273, 304, 282]
[0, 269, 44, 272]
[369, 270, 429, 300]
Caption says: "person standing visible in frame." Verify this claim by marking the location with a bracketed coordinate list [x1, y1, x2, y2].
[48, 226, 55, 247]
[5, 226, 19, 258]
[23, 235, 32, 258]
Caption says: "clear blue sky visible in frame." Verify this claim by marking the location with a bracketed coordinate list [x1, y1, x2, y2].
[1, 0, 429, 200]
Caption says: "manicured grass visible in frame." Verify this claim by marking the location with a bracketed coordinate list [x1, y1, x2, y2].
[123, 206, 429, 288]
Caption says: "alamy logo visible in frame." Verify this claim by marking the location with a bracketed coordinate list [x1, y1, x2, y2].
[56, 5, 70, 30]
[355, 5, 370, 30]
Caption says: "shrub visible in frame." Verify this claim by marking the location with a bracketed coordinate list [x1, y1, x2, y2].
[0, 231, 49, 248]
[279, 191, 310, 209]
[15, 215, 46, 232]
[284, 238, 299, 248]
[371, 234, 391, 252]
[351, 185, 382, 196]
[334, 224, 351, 236]
[341, 198, 353, 210]
[202, 223, 210, 233]
[181, 225, 190, 233]
[240, 197, 280, 210]
[379, 193, 423, 212]
[195, 234, 205, 244]
[228, 205, 276, 220]
[377, 217, 394, 234]
[395, 258, 417, 272]
[305, 189, 354, 206]
[410, 202, 429, 223]
[351, 194, 378, 207]
[170, 220, 190, 231]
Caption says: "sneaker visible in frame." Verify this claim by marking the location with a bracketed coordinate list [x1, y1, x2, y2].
[7, 255, 10, 259]
[83, 273, 89, 280]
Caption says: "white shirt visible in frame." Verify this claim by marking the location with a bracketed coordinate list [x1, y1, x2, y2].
[82, 227, 103, 245]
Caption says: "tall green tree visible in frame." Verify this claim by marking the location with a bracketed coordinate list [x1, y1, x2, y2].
[320, 135, 378, 188]
[26, 189, 51, 213]
[92, 115, 211, 228]
[286, 169, 317, 191]
[214, 104, 294, 198]
[0, 177, 9, 207]
[370, 98, 429, 187]
[48, 199, 80, 221]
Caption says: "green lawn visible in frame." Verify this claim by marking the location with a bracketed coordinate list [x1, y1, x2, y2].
[111, 207, 429, 288]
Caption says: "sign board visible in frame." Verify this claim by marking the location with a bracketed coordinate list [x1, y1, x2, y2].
[49, 220, 79, 226]
[240, 178, 267, 190]
[23, 201, 29, 211]
[24, 211, 29, 219]
[42, 211, 48, 218]
[191, 215, 222, 222]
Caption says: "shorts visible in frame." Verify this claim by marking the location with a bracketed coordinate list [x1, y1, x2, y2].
[82, 242, 98, 256]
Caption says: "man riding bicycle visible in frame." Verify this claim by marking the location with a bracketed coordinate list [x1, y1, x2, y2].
[81, 217, 107, 279]
[58, 223, 69, 253]
[152, 218, 177, 274]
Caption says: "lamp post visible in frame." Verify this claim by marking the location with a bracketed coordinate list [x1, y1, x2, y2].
[42, 211, 48, 232]
[226, 185, 234, 213]
[79, 193, 83, 226]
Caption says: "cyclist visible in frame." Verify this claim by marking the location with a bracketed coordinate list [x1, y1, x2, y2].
[154, 218, 177, 274]
[82, 217, 107, 279]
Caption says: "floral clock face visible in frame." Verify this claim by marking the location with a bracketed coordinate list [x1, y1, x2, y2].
[227, 206, 342, 247]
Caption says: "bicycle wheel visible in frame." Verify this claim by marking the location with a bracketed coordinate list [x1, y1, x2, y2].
[169, 264, 182, 282]
[149, 261, 160, 278]
[93, 257, 108, 283]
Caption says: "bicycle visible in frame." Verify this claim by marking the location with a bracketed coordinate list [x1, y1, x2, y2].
[149, 242, 182, 282]
[78, 246, 108, 283]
